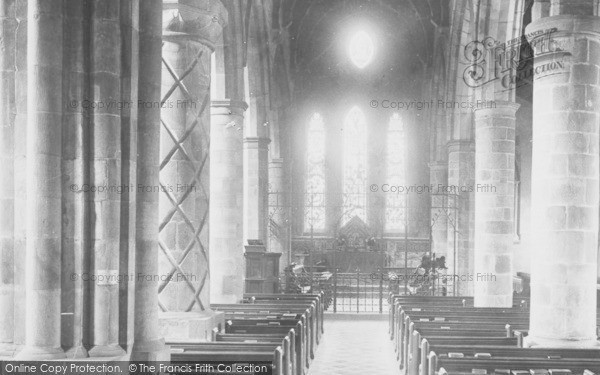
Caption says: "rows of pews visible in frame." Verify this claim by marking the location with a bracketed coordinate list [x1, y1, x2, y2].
[166, 293, 324, 375]
[389, 295, 600, 375]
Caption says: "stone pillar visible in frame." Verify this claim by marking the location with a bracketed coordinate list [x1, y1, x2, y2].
[0, 0, 16, 356]
[429, 162, 448, 258]
[16, 0, 65, 359]
[244, 137, 270, 243]
[446, 140, 475, 297]
[473, 101, 519, 308]
[131, 0, 169, 360]
[158, 0, 226, 341]
[87, 0, 125, 358]
[210, 99, 247, 304]
[12, 0, 27, 347]
[269, 158, 289, 270]
[61, 0, 87, 358]
[526, 12, 600, 348]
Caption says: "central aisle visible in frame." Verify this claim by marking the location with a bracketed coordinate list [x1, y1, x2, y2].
[308, 313, 398, 375]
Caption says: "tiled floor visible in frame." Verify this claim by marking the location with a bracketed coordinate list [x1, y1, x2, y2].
[308, 313, 399, 375]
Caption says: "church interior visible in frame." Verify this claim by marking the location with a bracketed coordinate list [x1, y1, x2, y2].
[2, 0, 600, 374]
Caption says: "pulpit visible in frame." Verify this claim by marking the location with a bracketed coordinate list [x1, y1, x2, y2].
[244, 240, 281, 294]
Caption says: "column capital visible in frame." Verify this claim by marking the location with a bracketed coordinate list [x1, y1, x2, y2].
[163, 0, 228, 49]
[473, 100, 520, 118]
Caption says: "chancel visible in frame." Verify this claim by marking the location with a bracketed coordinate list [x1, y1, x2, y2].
[1, 0, 600, 374]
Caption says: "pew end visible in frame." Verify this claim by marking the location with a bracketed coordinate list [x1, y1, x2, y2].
[428, 351, 438, 375]
[515, 330, 524, 348]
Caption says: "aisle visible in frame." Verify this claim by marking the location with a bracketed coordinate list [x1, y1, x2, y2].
[308, 313, 399, 375]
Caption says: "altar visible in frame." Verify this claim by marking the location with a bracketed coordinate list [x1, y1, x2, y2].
[291, 216, 430, 273]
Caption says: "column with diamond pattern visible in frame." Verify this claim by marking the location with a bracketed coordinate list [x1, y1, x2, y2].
[157, 0, 227, 341]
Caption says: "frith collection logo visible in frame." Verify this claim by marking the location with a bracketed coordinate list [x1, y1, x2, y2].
[463, 28, 570, 90]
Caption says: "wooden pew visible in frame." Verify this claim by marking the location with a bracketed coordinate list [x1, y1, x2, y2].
[403, 324, 522, 374]
[213, 303, 315, 361]
[226, 322, 312, 368]
[169, 341, 294, 375]
[223, 320, 309, 371]
[432, 355, 600, 375]
[215, 327, 305, 375]
[391, 295, 599, 375]
[244, 293, 324, 338]
[171, 349, 284, 375]
[389, 296, 529, 340]
[393, 304, 529, 357]
[423, 344, 600, 375]
[224, 298, 320, 352]
[397, 309, 530, 373]
[397, 312, 526, 366]
[241, 297, 322, 349]
[207, 294, 321, 375]
[211, 302, 318, 357]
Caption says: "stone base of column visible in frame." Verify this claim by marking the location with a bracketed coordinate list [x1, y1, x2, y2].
[88, 344, 126, 358]
[159, 310, 225, 342]
[524, 335, 600, 348]
[14, 345, 65, 360]
[130, 338, 171, 361]
[65, 345, 88, 359]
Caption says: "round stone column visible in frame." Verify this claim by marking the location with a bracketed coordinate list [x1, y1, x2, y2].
[87, 0, 125, 357]
[473, 101, 519, 308]
[131, 0, 169, 361]
[526, 15, 600, 347]
[446, 140, 475, 297]
[16, 0, 65, 359]
[429, 162, 448, 258]
[158, 0, 227, 341]
[0, 0, 16, 356]
[268, 157, 289, 271]
[243, 137, 271, 243]
[209, 100, 247, 304]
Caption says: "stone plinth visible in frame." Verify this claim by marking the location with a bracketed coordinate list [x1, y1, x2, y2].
[159, 312, 224, 342]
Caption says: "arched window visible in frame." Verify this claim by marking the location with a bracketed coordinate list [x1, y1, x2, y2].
[305, 113, 326, 232]
[342, 106, 368, 224]
[385, 114, 406, 232]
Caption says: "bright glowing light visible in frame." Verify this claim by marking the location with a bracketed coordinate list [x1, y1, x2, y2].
[348, 30, 374, 69]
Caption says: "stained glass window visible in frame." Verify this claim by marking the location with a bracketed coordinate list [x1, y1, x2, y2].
[342, 106, 368, 225]
[305, 113, 326, 231]
[386, 114, 406, 232]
